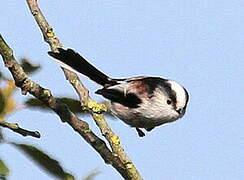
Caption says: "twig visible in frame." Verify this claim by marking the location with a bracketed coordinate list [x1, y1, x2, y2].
[0, 121, 40, 138]
[25, 1, 143, 179]
[0, 34, 130, 179]
[25, 0, 89, 105]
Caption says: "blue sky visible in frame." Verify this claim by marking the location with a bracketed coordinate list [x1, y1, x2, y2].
[1, 1, 243, 180]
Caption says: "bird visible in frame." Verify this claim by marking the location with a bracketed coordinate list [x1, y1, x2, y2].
[48, 48, 189, 137]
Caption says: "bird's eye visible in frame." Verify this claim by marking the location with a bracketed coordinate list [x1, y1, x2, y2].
[167, 100, 172, 105]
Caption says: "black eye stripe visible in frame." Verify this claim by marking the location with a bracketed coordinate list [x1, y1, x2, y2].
[163, 82, 177, 108]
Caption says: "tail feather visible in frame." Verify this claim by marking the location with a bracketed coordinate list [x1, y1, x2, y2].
[48, 48, 117, 86]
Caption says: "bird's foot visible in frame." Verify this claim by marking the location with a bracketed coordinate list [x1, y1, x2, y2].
[136, 128, 145, 137]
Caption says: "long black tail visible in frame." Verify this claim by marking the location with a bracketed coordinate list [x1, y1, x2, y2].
[48, 48, 117, 86]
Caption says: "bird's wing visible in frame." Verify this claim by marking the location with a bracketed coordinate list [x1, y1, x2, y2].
[96, 87, 142, 108]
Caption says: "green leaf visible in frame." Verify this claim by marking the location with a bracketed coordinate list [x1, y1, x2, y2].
[12, 143, 75, 180]
[58, 98, 85, 113]
[20, 58, 40, 75]
[25, 97, 86, 114]
[0, 91, 6, 115]
[0, 158, 9, 177]
[0, 72, 3, 80]
[82, 171, 100, 180]
[25, 97, 115, 120]
[24, 98, 48, 110]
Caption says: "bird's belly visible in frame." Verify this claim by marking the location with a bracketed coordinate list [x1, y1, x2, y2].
[110, 103, 179, 128]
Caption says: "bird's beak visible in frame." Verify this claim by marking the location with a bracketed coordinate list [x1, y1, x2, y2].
[176, 108, 186, 116]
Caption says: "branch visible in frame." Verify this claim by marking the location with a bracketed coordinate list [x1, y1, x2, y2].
[26, 0, 89, 105]
[0, 34, 130, 179]
[0, 121, 40, 138]
[25, 1, 143, 179]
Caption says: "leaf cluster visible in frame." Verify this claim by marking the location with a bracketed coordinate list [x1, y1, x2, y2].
[0, 61, 99, 180]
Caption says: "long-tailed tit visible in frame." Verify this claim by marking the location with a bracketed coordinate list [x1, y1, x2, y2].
[48, 48, 189, 137]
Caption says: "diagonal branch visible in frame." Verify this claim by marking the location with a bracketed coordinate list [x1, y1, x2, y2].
[26, 0, 89, 105]
[25, 1, 143, 179]
[0, 121, 40, 138]
[0, 34, 131, 179]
